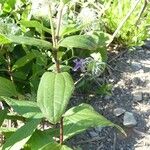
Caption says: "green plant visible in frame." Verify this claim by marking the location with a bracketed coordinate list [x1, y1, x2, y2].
[0, 0, 126, 149]
[102, 0, 150, 47]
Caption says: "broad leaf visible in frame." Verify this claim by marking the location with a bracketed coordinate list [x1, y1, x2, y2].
[20, 20, 51, 34]
[12, 52, 36, 71]
[2, 119, 41, 150]
[59, 35, 97, 50]
[0, 109, 7, 126]
[0, 77, 17, 97]
[37, 72, 74, 124]
[63, 103, 126, 140]
[0, 34, 52, 49]
[60, 24, 82, 37]
[1, 97, 43, 119]
[40, 142, 72, 150]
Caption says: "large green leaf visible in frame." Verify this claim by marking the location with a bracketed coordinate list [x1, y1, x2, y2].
[20, 20, 51, 34]
[40, 142, 72, 150]
[1, 97, 43, 119]
[0, 34, 52, 49]
[37, 72, 74, 124]
[2, 119, 41, 150]
[0, 109, 7, 126]
[0, 77, 17, 97]
[63, 103, 126, 140]
[12, 52, 36, 71]
[59, 35, 97, 50]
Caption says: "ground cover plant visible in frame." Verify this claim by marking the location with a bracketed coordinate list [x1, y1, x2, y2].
[0, 0, 150, 149]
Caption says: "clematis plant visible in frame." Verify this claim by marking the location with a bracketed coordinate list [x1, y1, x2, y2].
[0, 0, 125, 150]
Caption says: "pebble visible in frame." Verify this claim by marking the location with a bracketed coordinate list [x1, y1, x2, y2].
[132, 91, 143, 102]
[144, 40, 150, 49]
[131, 62, 142, 72]
[95, 126, 102, 132]
[89, 130, 99, 137]
[113, 108, 126, 117]
[123, 112, 137, 127]
[132, 77, 142, 86]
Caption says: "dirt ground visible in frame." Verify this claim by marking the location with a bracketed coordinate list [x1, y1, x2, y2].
[68, 43, 150, 150]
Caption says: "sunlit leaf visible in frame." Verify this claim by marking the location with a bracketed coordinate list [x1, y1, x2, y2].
[2, 119, 41, 150]
[0, 34, 52, 49]
[20, 20, 51, 34]
[0, 33, 11, 44]
[37, 72, 74, 124]
[1, 97, 43, 119]
[63, 103, 126, 140]
[59, 35, 97, 50]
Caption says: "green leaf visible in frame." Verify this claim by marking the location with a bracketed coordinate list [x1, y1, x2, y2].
[3, 0, 16, 13]
[0, 33, 11, 44]
[1, 34, 52, 49]
[27, 129, 58, 150]
[12, 52, 36, 71]
[63, 103, 126, 140]
[1, 97, 43, 119]
[2, 119, 41, 150]
[59, 35, 97, 50]
[20, 20, 51, 34]
[37, 72, 74, 124]
[0, 77, 17, 97]
[60, 24, 83, 37]
[0, 109, 7, 126]
[40, 142, 72, 150]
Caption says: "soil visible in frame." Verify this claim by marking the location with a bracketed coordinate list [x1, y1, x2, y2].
[68, 44, 150, 150]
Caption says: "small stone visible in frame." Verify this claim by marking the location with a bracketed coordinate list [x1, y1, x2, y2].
[123, 112, 137, 127]
[144, 40, 150, 49]
[132, 91, 143, 102]
[131, 62, 142, 71]
[89, 130, 99, 137]
[132, 77, 142, 86]
[105, 95, 111, 100]
[113, 108, 126, 117]
[95, 126, 102, 132]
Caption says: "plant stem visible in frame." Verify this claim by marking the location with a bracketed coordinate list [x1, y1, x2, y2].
[49, 2, 65, 144]
[56, 2, 64, 43]
[135, 0, 147, 25]
[6, 51, 14, 83]
[107, 0, 141, 47]
[60, 117, 64, 144]
[48, 4, 56, 47]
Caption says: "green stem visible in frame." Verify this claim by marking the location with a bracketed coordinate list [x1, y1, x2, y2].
[56, 2, 64, 43]
[48, 4, 56, 47]
[49, 2, 65, 144]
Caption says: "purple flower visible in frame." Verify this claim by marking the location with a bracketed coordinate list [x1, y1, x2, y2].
[73, 58, 86, 72]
